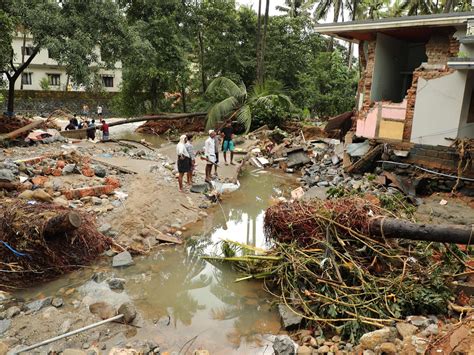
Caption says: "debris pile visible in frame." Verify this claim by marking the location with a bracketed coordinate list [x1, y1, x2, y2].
[0, 201, 112, 289]
[136, 118, 205, 136]
[204, 198, 468, 341]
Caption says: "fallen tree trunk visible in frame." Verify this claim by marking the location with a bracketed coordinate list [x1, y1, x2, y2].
[369, 217, 474, 244]
[0, 119, 44, 141]
[43, 212, 82, 238]
[107, 112, 207, 128]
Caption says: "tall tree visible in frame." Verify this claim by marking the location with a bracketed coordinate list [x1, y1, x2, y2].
[400, 0, 434, 15]
[256, 0, 263, 85]
[313, 0, 344, 50]
[0, 0, 128, 114]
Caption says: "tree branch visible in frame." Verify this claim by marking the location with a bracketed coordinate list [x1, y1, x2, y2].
[12, 45, 40, 79]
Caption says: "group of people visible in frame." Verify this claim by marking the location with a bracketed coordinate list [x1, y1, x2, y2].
[64, 113, 109, 141]
[176, 119, 235, 192]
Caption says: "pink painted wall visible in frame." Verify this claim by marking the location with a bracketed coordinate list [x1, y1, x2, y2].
[356, 106, 378, 138]
[356, 99, 407, 138]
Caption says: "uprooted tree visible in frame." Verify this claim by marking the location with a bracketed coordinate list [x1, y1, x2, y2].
[0, 0, 129, 114]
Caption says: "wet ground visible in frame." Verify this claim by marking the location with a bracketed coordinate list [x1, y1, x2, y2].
[12, 169, 298, 354]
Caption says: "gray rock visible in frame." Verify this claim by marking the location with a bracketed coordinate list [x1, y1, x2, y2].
[278, 303, 302, 329]
[94, 165, 107, 178]
[0, 319, 11, 334]
[0, 169, 15, 183]
[317, 181, 329, 187]
[407, 315, 430, 328]
[52, 297, 64, 308]
[104, 249, 117, 257]
[118, 302, 136, 323]
[59, 319, 72, 334]
[107, 278, 126, 290]
[273, 335, 297, 355]
[98, 223, 112, 234]
[63, 164, 78, 175]
[82, 342, 90, 349]
[190, 184, 209, 194]
[112, 251, 133, 267]
[136, 150, 146, 157]
[5, 306, 20, 319]
[420, 323, 439, 337]
[26, 296, 52, 313]
[91, 271, 110, 283]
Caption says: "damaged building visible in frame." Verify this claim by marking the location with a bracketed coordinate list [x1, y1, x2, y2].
[316, 12, 474, 186]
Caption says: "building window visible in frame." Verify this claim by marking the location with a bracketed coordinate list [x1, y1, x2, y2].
[22, 46, 34, 56]
[22, 72, 32, 85]
[102, 76, 114, 88]
[48, 74, 61, 86]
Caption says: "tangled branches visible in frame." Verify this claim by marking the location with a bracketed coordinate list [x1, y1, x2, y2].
[0, 201, 112, 290]
[205, 198, 466, 341]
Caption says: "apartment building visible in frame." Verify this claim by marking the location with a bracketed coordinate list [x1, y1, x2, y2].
[13, 34, 122, 93]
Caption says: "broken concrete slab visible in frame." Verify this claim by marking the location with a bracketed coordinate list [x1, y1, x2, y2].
[347, 141, 371, 157]
[278, 303, 303, 329]
[112, 251, 134, 268]
[284, 147, 311, 168]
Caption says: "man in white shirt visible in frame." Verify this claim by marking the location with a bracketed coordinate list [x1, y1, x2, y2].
[97, 105, 103, 117]
[204, 130, 217, 182]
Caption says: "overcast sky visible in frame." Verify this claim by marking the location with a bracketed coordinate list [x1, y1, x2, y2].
[237, 0, 287, 15]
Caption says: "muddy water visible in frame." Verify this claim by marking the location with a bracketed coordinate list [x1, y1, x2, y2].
[15, 169, 297, 353]
[108, 121, 169, 147]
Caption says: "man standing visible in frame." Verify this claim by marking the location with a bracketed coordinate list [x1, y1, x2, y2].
[97, 105, 103, 117]
[204, 130, 217, 183]
[221, 119, 235, 165]
[100, 119, 110, 141]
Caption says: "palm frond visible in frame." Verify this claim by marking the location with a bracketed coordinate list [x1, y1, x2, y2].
[206, 77, 244, 100]
[206, 96, 239, 130]
[236, 104, 252, 133]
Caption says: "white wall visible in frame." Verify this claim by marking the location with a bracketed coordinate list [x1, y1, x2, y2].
[458, 71, 474, 139]
[411, 71, 468, 146]
[11, 36, 122, 92]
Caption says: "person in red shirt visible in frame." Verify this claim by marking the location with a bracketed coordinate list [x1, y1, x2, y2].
[100, 120, 110, 141]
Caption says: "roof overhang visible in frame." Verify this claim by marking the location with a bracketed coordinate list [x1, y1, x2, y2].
[315, 12, 474, 42]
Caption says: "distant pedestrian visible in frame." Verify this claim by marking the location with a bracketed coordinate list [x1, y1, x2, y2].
[213, 131, 220, 176]
[185, 134, 195, 185]
[86, 119, 96, 140]
[71, 114, 79, 128]
[221, 119, 235, 165]
[65, 119, 76, 131]
[100, 119, 109, 141]
[82, 104, 89, 118]
[204, 130, 217, 183]
[176, 135, 191, 192]
[97, 105, 103, 117]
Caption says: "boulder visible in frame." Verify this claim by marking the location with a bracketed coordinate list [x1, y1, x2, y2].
[94, 166, 107, 178]
[297, 345, 312, 354]
[273, 335, 297, 355]
[0, 319, 11, 335]
[89, 302, 116, 320]
[118, 302, 136, 324]
[63, 164, 78, 175]
[316, 345, 330, 353]
[359, 327, 395, 350]
[379, 342, 398, 354]
[396, 322, 418, 339]
[26, 296, 52, 313]
[5, 306, 20, 319]
[278, 303, 302, 329]
[107, 278, 126, 290]
[112, 251, 133, 267]
[52, 297, 64, 308]
[98, 223, 112, 235]
[0, 169, 15, 183]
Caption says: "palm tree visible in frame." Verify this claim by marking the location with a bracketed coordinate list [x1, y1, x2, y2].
[313, 0, 344, 50]
[206, 77, 293, 132]
[277, 0, 316, 17]
[400, 0, 434, 15]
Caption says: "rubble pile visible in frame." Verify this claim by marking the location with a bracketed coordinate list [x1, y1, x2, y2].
[0, 150, 125, 214]
[0, 200, 112, 289]
[204, 198, 468, 342]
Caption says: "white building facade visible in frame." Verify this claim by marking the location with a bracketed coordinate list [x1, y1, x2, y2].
[12, 34, 122, 92]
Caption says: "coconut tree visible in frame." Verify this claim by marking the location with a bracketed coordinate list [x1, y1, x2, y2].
[205, 76, 293, 132]
[400, 0, 434, 15]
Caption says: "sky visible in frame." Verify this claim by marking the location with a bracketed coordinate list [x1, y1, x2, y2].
[237, 0, 287, 15]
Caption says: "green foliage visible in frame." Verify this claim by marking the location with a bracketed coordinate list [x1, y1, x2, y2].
[39, 77, 50, 91]
[295, 50, 358, 118]
[205, 76, 293, 132]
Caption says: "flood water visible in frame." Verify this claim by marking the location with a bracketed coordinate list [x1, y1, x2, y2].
[14, 169, 297, 353]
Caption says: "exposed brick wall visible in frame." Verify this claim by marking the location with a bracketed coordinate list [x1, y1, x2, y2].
[425, 35, 451, 65]
[449, 36, 460, 57]
[355, 40, 376, 123]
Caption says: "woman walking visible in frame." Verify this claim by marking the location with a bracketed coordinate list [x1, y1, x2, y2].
[185, 134, 195, 185]
[176, 135, 191, 192]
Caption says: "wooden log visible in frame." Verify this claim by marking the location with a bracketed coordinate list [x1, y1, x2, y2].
[107, 112, 207, 128]
[0, 182, 26, 191]
[369, 217, 474, 245]
[43, 212, 82, 238]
